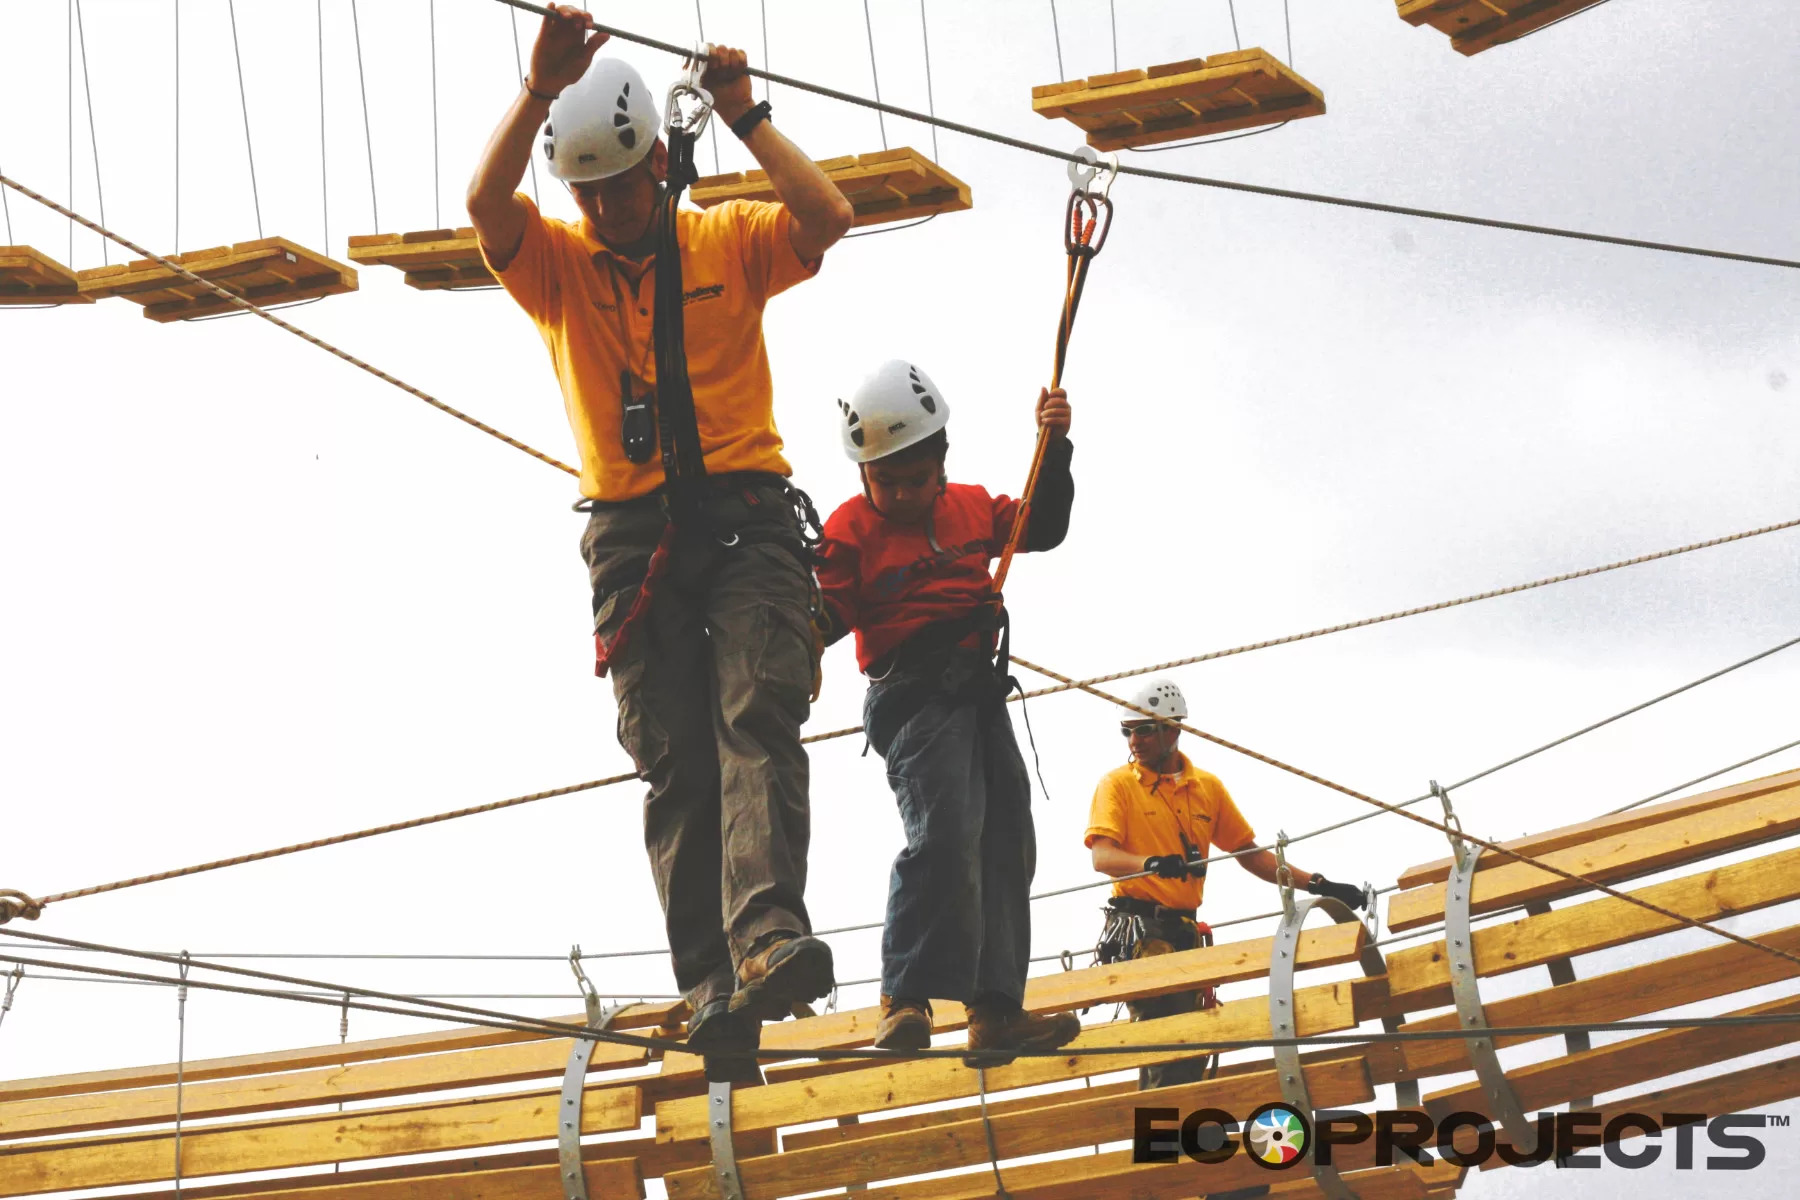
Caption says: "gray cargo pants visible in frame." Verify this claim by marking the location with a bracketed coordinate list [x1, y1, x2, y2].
[581, 477, 817, 1012]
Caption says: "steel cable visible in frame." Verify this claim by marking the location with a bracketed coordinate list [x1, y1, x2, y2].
[225, 0, 262, 238]
[490, 0, 1800, 272]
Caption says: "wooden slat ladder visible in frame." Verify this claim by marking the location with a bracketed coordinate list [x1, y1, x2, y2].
[0, 246, 93, 305]
[689, 148, 972, 229]
[1032, 49, 1326, 150]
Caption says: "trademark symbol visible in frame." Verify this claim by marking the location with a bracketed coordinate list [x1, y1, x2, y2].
[1770, 1115, 1792, 1128]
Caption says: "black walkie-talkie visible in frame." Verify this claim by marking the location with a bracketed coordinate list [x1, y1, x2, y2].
[1180, 832, 1208, 878]
[620, 369, 657, 464]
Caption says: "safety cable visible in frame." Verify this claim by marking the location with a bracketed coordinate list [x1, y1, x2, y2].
[861, 0, 887, 150]
[507, 9, 541, 204]
[66, 0, 73, 263]
[1605, 736, 1800, 816]
[1108, 0, 1118, 73]
[430, 0, 441, 228]
[1011, 654, 1800, 975]
[225, 0, 263, 238]
[1048, 0, 1064, 80]
[172, 0, 178, 252]
[0, 477, 1782, 920]
[1225, 0, 1242, 51]
[692, 0, 721, 175]
[840, 0, 945, 241]
[8, 940, 1800, 1065]
[350, 0, 379, 230]
[73, 0, 106, 264]
[172, 951, 190, 1200]
[0, 965, 21, 1032]
[489, 0, 1800, 272]
[758, 0, 770, 102]
[1015, 516, 1800, 702]
[0, 177, 578, 475]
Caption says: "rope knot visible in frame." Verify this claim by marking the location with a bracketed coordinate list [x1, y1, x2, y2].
[0, 890, 44, 925]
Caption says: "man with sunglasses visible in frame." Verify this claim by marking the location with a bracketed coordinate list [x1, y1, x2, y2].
[467, 6, 855, 1059]
[1085, 678, 1366, 1088]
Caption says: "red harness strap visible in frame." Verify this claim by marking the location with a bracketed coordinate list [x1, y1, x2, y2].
[593, 523, 677, 678]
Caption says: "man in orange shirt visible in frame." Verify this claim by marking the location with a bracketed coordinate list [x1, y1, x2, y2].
[1086, 678, 1366, 1088]
[467, 6, 853, 1058]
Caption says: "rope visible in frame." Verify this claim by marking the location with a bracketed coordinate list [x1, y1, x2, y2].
[0, 176, 579, 475]
[1011, 655, 1800, 976]
[225, 0, 263, 238]
[351, 0, 380, 230]
[488, 0, 1800, 272]
[317, 0, 328, 248]
[0, 965, 21, 1032]
[991, 189, 1107, 593]
[430, 0, 440, 228]
[172, 951, 190, 1199]
[73, 0, 106, 263]
[861, 0, 888, 150]
[1604, 736, 1800, 816]
[977, 1068, 1012, 1198]
[172, 0, 178, 251]
[11, 938, 1800, 1064]
[507, 8, 541, 205]
[33, 771, 633, 907]
[1015, 516, 1800, 702]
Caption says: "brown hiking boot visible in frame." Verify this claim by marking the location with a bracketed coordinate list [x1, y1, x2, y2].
[874, 996, 934, 1051]
[729, 933, 836, 1022]
[963, 998, 1082, 1067]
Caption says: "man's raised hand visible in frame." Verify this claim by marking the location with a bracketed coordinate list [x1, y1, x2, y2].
[698, 45, 755, 124]
[528, 4, 609, 98]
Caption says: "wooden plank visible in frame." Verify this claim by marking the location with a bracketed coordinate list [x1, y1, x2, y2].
[665, 1058, 1371, 1200]
[1384, 843, 1800, 1008]
[778, 1080, 1139, 1152]
[1386, 784, 1800, 931]
[659, 922, 1362, 1086]
[1031, 48, 1325, 149]
[1474, 1053, 1800, 1171]
[689, 148, 971, 229]
[1396, 920, 1800, 1079]
[657, 980, 1359, 1142]
[1424, 991, 1800, 1120]
[0, 246, 93, 302]
[0, 1029, 651, 1139]
[76, 237, 358, 318]
[0, 1084, 642, 1196]
[95, 1157, 646, 1200]
[1396, 769, 1800, 889]
[0, 1002, 682, 1103]
[1454, 0, 1610, 56]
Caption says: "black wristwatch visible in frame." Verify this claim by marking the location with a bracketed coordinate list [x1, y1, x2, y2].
[730, 100, 773, 140]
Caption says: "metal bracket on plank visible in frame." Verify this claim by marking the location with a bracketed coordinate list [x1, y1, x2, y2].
[561, 945, 628, 1200]
[1270, 888, 1370, 1200]
[1521, 898, 1592, 1109]
[1445, 838, 1544, 1161]
[710, 1079, 747, 1200]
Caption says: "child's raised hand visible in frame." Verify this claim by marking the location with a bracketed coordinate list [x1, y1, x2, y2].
[1036, 387, 1072, 440]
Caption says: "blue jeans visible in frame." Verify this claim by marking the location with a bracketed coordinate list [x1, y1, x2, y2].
[864, 660, 1036, 1005]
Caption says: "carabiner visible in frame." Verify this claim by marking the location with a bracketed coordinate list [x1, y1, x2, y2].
[1064, 190, 1114, 258]
[666, 42, 716, 139]
[1065, 145, 1119, 201]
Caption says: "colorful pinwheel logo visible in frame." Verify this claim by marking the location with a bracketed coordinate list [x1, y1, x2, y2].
[1246, 1103, 1308, 1167]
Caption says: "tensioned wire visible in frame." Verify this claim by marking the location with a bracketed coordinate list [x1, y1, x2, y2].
[491, 0, 1800, 272]
[7, 934, 1800, 1064]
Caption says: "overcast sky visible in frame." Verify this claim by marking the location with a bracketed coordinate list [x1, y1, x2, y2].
[2, 1, 1797, 1196]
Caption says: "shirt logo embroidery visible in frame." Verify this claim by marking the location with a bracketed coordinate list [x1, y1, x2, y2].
[682, 283, 725, 305]
[871, 539, 989, 599]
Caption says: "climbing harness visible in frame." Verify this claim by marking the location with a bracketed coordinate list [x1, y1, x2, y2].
[560, 946, 629, 1200]
[990, 145, 1115, 597]
[1097, 896, 1220, 1073]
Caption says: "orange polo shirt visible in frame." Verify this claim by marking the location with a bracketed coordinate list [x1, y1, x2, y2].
[485, 194, 819, 501]
[1085, 753, 1257, 910]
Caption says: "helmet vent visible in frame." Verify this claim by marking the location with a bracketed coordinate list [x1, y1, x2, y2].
[917, 392, 936, 414]
[617, 127, 637, 151]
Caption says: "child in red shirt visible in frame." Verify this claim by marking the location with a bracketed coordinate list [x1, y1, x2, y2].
[814, 359, 1081, 1058]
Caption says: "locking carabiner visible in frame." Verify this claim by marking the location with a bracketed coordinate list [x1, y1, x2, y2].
[665, 42, 716, 139]
[1063, 146, 1117, 258]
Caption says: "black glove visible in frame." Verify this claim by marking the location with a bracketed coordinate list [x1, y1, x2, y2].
[1144, 855, 1190, 879]
[1306, 873, 1367, 911]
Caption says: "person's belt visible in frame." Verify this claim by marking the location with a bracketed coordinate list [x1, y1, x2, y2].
[1107, 895, 1197, 922]
[574, 471, 794, 512]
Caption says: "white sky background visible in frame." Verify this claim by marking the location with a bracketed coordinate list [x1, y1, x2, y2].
[2, 0, 1798, 1195]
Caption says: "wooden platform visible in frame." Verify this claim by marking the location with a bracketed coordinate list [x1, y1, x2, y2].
[0, 246, 92, 305]
[345, 227, 497, 291]
[7, 768, 1800, 1200]
[1032, 48, 1326, 150]
[1397, 0, 1612, 56]
[77, 237, 357, 322]
[690, 147, 972, 229]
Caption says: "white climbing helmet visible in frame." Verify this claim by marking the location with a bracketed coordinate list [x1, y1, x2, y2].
[1120, 677, 1187, 725]
[838, 360, 951, 464]
[542, 58, 660, 183]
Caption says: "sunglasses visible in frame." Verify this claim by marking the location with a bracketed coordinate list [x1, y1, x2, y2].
[1120, 721, 1169, 738]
